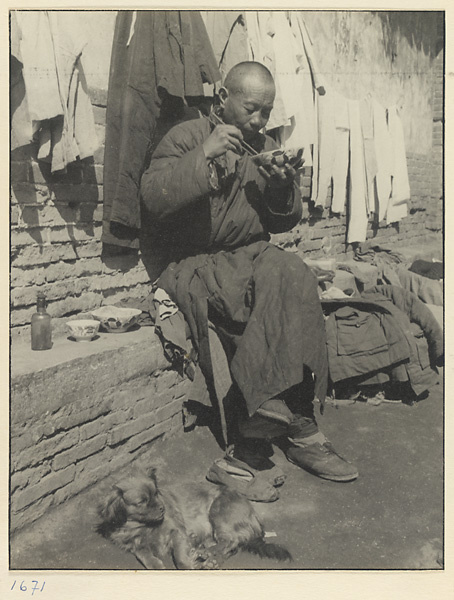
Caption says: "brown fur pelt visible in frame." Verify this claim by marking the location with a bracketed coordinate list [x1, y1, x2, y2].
[96, 469, 292, 569]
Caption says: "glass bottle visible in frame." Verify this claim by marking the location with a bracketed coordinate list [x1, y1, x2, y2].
[31, 292, 52, 351]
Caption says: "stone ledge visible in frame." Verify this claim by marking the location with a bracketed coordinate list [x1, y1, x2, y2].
[10, 325, 189, 532]
[11, 326, 170, 425]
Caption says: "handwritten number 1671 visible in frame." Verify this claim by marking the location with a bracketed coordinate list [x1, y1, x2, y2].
[10, 581, 45, 595]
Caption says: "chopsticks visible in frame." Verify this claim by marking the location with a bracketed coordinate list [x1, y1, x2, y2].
[206, 112, 304, 181]
[207, 111, 260, 157]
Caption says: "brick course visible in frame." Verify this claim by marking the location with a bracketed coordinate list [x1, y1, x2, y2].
[10, 329, 191, 533]
[10, 43, 444, 336]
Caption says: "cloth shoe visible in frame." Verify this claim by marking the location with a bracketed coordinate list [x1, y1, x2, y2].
[286, 433, 359, 482]
[231, 441, 287, 486]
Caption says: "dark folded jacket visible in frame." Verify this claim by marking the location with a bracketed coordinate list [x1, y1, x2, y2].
[324, 285, 443, 396]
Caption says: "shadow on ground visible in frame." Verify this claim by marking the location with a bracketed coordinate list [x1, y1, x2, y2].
[10, 373, 443, 571]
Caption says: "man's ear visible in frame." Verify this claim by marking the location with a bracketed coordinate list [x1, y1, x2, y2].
[218, 86, 229, 108]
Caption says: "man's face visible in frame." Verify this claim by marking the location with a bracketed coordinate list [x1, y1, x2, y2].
[221, 77, 275, 142]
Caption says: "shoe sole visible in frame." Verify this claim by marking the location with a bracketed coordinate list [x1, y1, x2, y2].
[286, 455, 359, 482]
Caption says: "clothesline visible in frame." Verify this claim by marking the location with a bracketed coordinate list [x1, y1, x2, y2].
[201, 10, 411, 243]
[11, 9, 411, 247]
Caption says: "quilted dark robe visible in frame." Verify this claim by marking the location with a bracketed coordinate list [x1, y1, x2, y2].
[141, 117, 328, 416]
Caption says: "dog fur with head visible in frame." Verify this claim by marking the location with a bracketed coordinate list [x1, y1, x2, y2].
[96, 469, 292, 569]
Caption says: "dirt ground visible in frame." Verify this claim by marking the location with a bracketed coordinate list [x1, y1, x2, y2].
[10, 370, 443, 571]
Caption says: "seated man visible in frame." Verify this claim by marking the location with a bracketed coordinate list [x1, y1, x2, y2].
[141, 61, 358, 500]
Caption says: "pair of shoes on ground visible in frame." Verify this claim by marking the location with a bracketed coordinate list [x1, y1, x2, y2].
[207, 401, 358, 501]
[207, 438, 358, 502]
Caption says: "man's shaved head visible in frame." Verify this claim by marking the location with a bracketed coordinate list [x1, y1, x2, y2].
[223, 61, 275, 96]
[218, 61, 276, 142]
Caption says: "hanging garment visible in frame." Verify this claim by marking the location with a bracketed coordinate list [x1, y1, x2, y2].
[331, 91, 350, 214]
[312, 89, 335, 207]
[275, 12, 317, 168]
[154, 11, 220, 99]
[371, 99, 392, 221]
[15, 11, 64, 122]
[282, 12, 330, 204]
[10, 11, 34, 151]
[386, 105, 410, 224]
[102, 10, 221, 248]
[347, 99, 369, 243]
[244, 11, 274, 78]
[202, 11, 249, 81]
[244, 11, 289, 131]
[359, 96, 378, 216]
[309, 88, 351, 210]
[270, 12, 300, 125]
[15, 11, 98, 172]
[294, 13, 326, 95]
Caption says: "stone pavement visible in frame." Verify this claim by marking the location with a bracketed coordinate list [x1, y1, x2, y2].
[10, 369, 443, 571]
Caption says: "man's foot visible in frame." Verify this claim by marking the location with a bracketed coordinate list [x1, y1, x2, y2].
[286, 433, 359, 482]
[232, 440, 287, 487]
[256, 399, 294, 425]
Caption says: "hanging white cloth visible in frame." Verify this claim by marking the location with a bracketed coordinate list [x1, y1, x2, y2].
[244, 11, 289, 130]
[386, 106, 410, 224]
[295, 13, 326, 95]
[312, 89, 335, 207]
[275, 12, 316, 167]
[331, 91, 350, 214]
[359, 96, 378, 216]
[347, 99, 369, 243]
[10, 11, 34, 150]
[202, 11, 249, 82]
[372, 98, 393, 221]
[15, 11, 98, 172]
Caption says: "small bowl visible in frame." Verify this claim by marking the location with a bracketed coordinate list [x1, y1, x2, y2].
[66, 319, 100, 342]
[90, 306, 142, 333]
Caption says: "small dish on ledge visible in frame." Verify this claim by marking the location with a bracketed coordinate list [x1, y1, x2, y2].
[66, 319, 100, 342]
[90, 306, 142, 333]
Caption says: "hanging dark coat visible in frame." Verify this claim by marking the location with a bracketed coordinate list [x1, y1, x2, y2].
[102, 10, 220, 249]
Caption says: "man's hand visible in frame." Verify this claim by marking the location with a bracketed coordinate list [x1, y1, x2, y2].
[203, 125, 243, 160]
[266, 163, 297, 188]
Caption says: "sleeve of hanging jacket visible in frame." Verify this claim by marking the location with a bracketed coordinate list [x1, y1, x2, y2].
[140, 118, 217, 221]
[365, 284, 444, 367]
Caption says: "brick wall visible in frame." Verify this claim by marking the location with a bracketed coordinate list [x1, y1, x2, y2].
[10, 96, 155, 342]
[10, 41, 443, 339]
[10, 329, 191, 532]
[426, 20, 444, 234]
